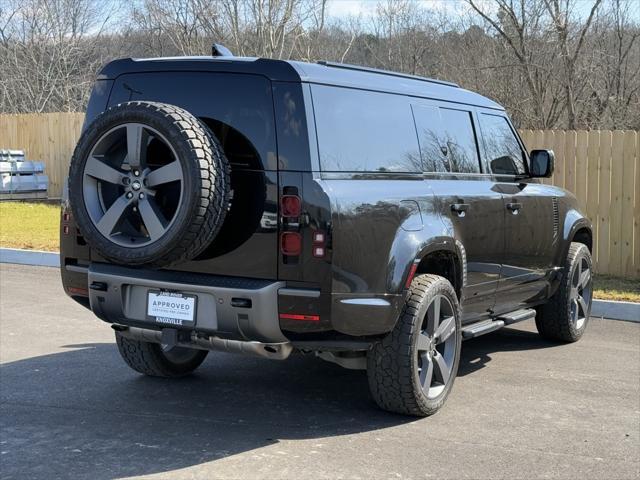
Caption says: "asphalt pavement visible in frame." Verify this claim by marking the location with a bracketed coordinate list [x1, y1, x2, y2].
[1, 263, 638, 480]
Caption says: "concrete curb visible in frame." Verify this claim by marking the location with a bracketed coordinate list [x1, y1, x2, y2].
[591, 299, 639, 323]
[0, 247, 59, 267]
[1, 247, 638, 322]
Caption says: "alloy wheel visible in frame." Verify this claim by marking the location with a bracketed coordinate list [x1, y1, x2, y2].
[570, 256, 592, 329]
[416, 294, 457, 399]
[82, 123, 184, 247]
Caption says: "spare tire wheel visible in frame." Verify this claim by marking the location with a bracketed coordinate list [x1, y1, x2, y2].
[68, 101, 230, 268]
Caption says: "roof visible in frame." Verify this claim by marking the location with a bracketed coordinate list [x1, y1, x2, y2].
[98, 56, 503, 110]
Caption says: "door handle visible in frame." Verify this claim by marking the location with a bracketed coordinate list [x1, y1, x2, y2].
[451, 203, 469, 217]
[506, 202, 522, 214]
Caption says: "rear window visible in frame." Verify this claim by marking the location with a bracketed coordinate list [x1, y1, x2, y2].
[412, 104, 481, 173]
[311, 85, 421, 172]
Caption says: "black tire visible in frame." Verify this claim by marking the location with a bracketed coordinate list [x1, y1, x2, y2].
[367, 274, 462, 417]
[536, 242, 593, 342]
[115, 332, 208, 377]
[68, 101, 230, 268]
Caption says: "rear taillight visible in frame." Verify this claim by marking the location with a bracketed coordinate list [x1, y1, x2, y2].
[281, 195, 301, 218]
[281, 232, 302, 256]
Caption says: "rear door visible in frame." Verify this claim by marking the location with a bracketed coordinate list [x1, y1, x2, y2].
[108, 72, 279, 279]
[412, 102, 504, 324]
[477, 113, 557, 313]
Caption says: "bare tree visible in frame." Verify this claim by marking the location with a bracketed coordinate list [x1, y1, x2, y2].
[0, 0, 637, 129]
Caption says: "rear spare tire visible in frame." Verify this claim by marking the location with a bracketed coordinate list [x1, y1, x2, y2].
[68, 101, 230, 268]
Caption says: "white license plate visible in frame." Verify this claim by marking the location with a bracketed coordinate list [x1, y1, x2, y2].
[147, 291, 196, 326]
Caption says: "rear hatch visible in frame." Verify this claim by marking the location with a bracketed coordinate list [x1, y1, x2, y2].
[106, 71, 279, 279]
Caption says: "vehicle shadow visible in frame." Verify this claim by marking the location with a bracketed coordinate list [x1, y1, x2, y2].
[0, 326, 556, 479]
[458, 326, 559, 377]
[0, 343, 411, 480]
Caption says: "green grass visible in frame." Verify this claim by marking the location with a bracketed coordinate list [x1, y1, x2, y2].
[0, 201, 60, 251]
[592, 275, 640, 303]
[0, 201, 637, 302]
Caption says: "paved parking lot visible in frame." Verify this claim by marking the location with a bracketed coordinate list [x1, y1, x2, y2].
[1, 263, 638, 479]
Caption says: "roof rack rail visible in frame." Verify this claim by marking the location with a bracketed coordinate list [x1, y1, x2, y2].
[317, 61, 459, 88]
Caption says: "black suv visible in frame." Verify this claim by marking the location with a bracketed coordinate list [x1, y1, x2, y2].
[61, 53, 594, 416]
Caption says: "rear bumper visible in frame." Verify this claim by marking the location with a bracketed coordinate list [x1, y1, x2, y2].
[86, 263, 287, 343]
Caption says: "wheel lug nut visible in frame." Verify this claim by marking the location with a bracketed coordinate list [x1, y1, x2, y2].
[139, 193, 145, 199]
[133, 170, 140, 177]
[126, 192, 133, 199]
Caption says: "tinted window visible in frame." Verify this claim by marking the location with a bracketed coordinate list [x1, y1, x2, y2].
[412, 105, 480, 173]
[312, 85, 421, 172]
[479, 114, 526, 175]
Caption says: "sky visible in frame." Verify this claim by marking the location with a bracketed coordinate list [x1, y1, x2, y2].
[324, 0, 640, 21]
[325, 0, 470, 18]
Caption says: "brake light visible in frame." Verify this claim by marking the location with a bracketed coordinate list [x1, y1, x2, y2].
[280, 232, 302, 256]
[281, 195, 301, 218]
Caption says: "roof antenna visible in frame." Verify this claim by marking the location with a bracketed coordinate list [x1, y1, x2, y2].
[212, 43, 233, 57]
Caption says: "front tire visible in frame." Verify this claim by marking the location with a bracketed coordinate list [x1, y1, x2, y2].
[367, 274, 462, 417]
[115, 332, 208, 377]
[536, 242, 593, 342]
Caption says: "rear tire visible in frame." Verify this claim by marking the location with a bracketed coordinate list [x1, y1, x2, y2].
[367, 274, 462, 417]
[536, 242, 593, 342]
[115, 332, 208, 377]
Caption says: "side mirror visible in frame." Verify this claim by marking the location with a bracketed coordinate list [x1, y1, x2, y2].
[530, 149, 554, 178]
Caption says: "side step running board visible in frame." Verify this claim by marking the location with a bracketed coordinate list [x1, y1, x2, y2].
[462, 308, 536, 339]
[496, 308, 536, 325]
[462, 320, 504, 339]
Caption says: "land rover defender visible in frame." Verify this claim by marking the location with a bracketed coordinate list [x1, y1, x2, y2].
[61, 53, 593, 416]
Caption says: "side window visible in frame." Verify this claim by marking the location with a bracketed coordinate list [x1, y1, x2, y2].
[439, 108, 481, 174]
[312, 85, 421, 172]
[412, 105, 481, 174]
[479, 114, 526, 175]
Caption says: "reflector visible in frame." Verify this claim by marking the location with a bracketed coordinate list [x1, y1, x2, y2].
[279, 313, 320, 321]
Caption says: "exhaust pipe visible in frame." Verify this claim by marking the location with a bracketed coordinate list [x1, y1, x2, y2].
[113, 325, 293, 361]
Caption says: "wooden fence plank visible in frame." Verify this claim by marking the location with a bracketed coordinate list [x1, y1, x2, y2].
[541, 130, 554, 184]
[585, 131, 600, 262]
[552, 130, 566, 189]
[621, 131, 638, 278]
[596, 131, 613, 275]
[575, 130, 589, 208]
[609, 131, 626, 276]
[564, 131, 577, 194]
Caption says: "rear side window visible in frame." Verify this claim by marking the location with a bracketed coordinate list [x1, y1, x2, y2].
[412, 105, 481, 174]
[479, 114, 526, 175]
[311, 85, 421, 172]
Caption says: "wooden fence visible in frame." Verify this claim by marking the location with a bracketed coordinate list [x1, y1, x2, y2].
[520, 130, 639, 279]
[0, 113, 637, 278]
[0, 113, 84, 200]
